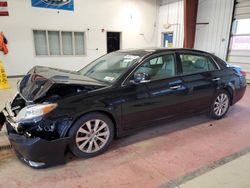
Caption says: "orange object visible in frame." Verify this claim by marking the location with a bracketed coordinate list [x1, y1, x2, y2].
[0, 32, 8, 54]
[42, 104, 58, 114]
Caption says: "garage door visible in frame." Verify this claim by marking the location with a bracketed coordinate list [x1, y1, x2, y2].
[227, 0, 250, 82]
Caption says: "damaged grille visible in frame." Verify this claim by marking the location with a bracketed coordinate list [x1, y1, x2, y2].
[10, 94, 27, 116]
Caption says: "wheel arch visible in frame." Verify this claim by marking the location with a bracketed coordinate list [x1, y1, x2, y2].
[223, 84, 235, 105]
[68, 110, 119, 138]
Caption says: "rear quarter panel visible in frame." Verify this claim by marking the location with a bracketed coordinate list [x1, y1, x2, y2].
[219, 67, 247, 105]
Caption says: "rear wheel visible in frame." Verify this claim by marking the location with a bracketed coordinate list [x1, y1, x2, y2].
[210, 91, 230, 119]
[68, 113, 114, 158]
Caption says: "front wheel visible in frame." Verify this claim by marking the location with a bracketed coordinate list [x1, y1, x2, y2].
[68, 113, 114, 158]
[210, 91, 230, 119]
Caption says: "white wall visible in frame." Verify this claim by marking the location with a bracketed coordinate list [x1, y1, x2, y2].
[157, 0, 184, 48]
[1, 0, 158, 76]
[194, 0, 234, 59]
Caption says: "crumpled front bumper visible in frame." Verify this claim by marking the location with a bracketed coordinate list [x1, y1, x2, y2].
[1, 108, 71, 169]
[5, 122, 71, 168]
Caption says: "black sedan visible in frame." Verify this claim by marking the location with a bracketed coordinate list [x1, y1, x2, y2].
[0, 48, 247, 168]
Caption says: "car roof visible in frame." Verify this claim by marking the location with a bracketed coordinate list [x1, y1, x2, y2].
[118, 48, 211, 57]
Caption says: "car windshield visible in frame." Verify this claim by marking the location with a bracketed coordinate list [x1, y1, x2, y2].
[79, 52, 141, 83]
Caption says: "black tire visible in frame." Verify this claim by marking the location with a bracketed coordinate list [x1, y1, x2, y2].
[68, 113, 114, 158]
[210, 90, 231, 119]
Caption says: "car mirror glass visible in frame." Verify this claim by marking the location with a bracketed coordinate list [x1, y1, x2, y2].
[133, 72, 151, 84]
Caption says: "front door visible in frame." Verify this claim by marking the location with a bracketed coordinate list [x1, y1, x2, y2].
[120, 53, 187, 130]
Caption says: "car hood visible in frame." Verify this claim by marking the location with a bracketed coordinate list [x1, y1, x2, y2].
[18, 66, 107, 102]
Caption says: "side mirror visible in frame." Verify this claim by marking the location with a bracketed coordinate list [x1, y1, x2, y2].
[131, 72, 151, 84]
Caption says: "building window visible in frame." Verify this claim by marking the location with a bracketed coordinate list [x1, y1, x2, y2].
[33, 30, 85, 56]
[62, 31, 73, 55]
[48, 31, 60, 55]
[230, 18, 250, 51]
[34, 30, 48, 56]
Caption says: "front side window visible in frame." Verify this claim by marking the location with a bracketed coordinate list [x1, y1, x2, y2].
[135, 54, 176, 80]
[79, 52, 141, 83]
[180, 54, 217, 74]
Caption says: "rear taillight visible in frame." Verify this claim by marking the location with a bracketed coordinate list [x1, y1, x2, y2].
[240, 70, 247, 77]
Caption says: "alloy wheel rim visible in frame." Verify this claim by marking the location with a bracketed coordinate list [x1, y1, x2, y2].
[76, 119, 110, 153]
[214, 93, 229, 117]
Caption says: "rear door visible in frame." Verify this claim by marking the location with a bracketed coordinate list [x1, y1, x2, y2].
[176, 52, 221, 113]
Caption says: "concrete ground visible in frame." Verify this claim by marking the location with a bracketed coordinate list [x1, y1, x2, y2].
[179, 153, 250, 188]
[0, 78, 250, 188]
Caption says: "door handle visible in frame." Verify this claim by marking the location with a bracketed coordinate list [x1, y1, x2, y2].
[212, 77, 221, 81]
[170, 85, 181, 90]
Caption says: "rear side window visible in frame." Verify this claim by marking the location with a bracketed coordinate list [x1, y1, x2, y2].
[180, 54, 217, 74]
[212, 55, 227, 68]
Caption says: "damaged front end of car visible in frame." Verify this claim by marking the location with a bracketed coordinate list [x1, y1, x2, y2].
[0, 66, 108, 168]
[0, 93, 73, 168]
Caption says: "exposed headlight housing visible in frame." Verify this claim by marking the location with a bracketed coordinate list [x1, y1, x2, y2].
[16, 103, 57, 123]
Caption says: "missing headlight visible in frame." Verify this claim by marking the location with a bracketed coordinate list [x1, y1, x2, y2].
[56, 119, 71, 137]
[44, 122, 56, 132]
